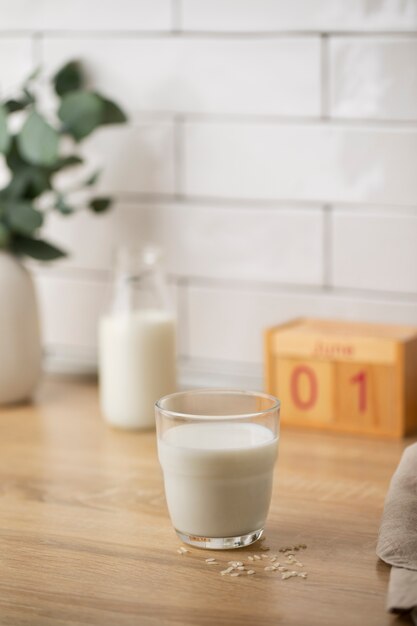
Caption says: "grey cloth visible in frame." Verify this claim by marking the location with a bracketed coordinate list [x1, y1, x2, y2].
[377, 442, 417, 622]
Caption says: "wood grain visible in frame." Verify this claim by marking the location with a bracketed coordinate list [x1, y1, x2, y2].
[0, 375, 414, 626]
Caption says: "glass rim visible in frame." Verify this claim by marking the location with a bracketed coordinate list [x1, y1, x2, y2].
[155, 388, 280, 421]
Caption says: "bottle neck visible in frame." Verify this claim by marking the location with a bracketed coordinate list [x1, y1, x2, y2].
[110, 264, 170, 314]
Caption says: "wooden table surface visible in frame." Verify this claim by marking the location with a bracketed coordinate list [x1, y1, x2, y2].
[0, 375, 414, 626]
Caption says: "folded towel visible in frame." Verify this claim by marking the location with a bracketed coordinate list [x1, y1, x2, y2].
[377, 442, 417, 624]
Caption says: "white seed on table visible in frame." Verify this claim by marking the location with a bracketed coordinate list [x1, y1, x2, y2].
[237, 566, 245, 571]
[298, 572, 307, 578]
[230, 572, 240, 577]
[264, 566, 276, 571]
[228, 561, 243, 567]
[205, 558, 216, 562]
[247, 556, 254, 561]
[247, 570, 256, 575]
[253, 555, 261, 561]
[261, 554, 268, 559]
[277, 566, 288, 572]
[282, 571, 298, 580]
[207, 561, 218, 565]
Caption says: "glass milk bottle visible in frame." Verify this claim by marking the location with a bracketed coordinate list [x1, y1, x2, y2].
[99, 246, 176, 429]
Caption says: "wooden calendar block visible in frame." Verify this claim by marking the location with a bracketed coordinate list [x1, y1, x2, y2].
[334, 362, 396, 433]
[276, 359, 334, 425]
[265, 318, 417, 438]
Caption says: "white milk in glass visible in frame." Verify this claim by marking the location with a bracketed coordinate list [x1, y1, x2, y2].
[99, 246, 176, 429]
[158, 422, 278, 537]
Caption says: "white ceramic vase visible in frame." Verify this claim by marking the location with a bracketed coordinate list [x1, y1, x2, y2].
[0, 252, 42, 404]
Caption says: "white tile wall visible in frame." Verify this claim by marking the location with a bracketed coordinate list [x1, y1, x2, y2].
[0, 1, 416, 385]
[187, 285, 417, 364]
[330, 37, 417, 120]
[0, 0, 172, 31]
[43, 37, 321, 117]
[41, 203, 324, 285]
[82, 122, 176, 195]
[35, 274, 108, 349]
[181, 0, 417, 32]
[332, 209, 417, 294]
[184, 122, 417, 206]
[0, 38, 34, 97]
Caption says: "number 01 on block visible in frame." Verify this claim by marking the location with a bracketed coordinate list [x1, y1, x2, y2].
[264, 318, 417, 438]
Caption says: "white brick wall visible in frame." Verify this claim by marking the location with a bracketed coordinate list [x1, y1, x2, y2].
[43, 37, 321, 117]
[329, 37, 417, 120]
[2, 1, 416, 387]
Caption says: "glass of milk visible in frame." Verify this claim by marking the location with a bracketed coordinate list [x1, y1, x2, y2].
[156, 390, 280, 549]
[99, 245, 176, 429]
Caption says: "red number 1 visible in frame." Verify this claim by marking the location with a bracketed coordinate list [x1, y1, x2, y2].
[350, 370, 367, 412]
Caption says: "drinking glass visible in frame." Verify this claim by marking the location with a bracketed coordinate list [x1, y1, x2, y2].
[155, 389, 280, 549]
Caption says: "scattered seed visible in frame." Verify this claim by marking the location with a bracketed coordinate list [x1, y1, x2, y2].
[228, 561, 243, 567]
[282, 571, 298, 580]
[230, 572, 240, 577]
[205, 558, 216, 562]
[247, 570, 256, 575]
[207, 561, 218, 565]
[247, 556, 254, 561]
[264, 566, 276, 571]
[298, 572, 307, 578]
[237, 566, 245, 571]
[260, 546, 270, 552]
[270, 557, 277, 563]
[261, 554, 269, 559]
[277, 566, 288, 572]
[253, 555, 261, 561]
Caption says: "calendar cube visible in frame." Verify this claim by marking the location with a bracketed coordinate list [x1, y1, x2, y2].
[264, 318, 417, 438]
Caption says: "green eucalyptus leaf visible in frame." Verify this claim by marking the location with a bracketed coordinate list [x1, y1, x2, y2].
[12, 235, 66, 261]
[97, 95, 128, 124]
[58, 91, 103, 141]
[52, 155, 83, 171]
[0, 104, 10, 154]
[85, 169, 100, 186]
[0, 221, 10, 248]
[6, 201, 43, 235]
[5, 89, 35, 113]
[5, 140, 52, 199]
[54, 61, 84, 97]
[5, 169, 51, 201]
[55, 194, 74, 215]
[6, 136, 25, 171]
[89, 197, 111, 213]
[18, 111, 59, 166]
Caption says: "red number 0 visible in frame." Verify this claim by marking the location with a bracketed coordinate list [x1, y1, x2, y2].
[290, 365, 318, 410]
[350, 370, 367, 412]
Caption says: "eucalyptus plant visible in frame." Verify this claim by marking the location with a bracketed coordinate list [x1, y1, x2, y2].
[0, 61, 127, 260]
